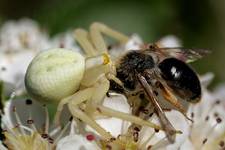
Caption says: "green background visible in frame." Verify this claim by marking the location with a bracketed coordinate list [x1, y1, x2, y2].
[0, 0, 225, 86]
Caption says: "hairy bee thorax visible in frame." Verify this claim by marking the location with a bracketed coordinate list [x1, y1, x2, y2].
[115, 50, 155, 90]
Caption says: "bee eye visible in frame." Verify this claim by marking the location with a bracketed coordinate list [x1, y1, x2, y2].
[158, 58, 201, 103]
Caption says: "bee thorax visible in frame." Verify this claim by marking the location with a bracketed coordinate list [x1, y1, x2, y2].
[116, 51, 155, 90]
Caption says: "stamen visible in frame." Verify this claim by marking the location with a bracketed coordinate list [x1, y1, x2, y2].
[204, 100, 221, 121]
[19, 125, 34, 133]
[49, 126, 61, 137]
[150, 137, 170, 150]
[200, 117, 223, 148]
[139, 132, 155, 149]
[25, 99, 37, 132]
[12, 106, 25, 134]
[43, 105, 49, 134]
[53, 118, 72, 146]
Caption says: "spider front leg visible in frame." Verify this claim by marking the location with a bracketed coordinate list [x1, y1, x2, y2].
[89, 22, 129, 53]
[84, 76, 162, 131]
[54, 88, 95, 127]
[74, 29, 97, 56]
[74, 22, 129, 57]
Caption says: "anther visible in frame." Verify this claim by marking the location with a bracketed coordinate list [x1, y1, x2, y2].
[219, 141, 225, 147]
[202, 138, 208, 145]
[12, 106, 16, 112]
[48, 137, 54, 144]
[149, 113, 154, 117]
[106, 144, 112, 150]
[134, 127, 140, 132]
[96, 107, 102, 113]
[109, 137, 116, 142]
[86, 134, 95, 141]
[25, 99, 33, 105]
[216, 117, 222, 124]
[69, 116, 73, 121]
[147, 145, 152, 150]
[41, 133, 48, 139]
[191, 112, 194, 118]
[215, 100, 221, 105]
[205, 116, 209, 121]
[214, 112, 219, 118]
[27, 119, 34, 124]
[154, 129, 159, 133]
[1, 67, 6, 71]
[133, 132, 139, 142]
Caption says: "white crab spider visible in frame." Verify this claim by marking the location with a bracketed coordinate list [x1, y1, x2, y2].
[25, 22, 162, 140]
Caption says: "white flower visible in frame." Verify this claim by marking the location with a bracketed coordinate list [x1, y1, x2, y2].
[0, 18, 50, 52]
[157, 35, 181, 47]
[181, 74, 225, 150]
[1, 19, 225, 150]
[0, 51, 36, 85]
[2, 97, 73, 150]
[0, 19, 51, 90]
[56, 134, 100, 150]
[51, 31, 81, 53]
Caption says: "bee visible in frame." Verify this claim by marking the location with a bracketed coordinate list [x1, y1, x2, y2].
[109, 43, 209, 143]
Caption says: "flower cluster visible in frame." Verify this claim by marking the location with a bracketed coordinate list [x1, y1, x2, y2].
[0, 19, 225, 150]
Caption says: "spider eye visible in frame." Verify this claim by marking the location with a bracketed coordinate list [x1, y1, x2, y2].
[158, 58, 201, 103]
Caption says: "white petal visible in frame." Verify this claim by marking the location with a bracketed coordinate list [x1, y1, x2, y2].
[157, 35, 181, 47]
[125, 34, 143, 51]
[56, 134, 99, 150]
[3, 98, 46, 129]
[0, 51, 37, 84]
[52, 31, 81, 53]
[86, 95, 131, 137]
[0, 141, 7, 150]
[199, 73, 214, 88]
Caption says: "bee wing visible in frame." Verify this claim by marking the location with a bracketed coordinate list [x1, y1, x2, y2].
[136, 73, 177, 143]
[156, 47, 210, 63]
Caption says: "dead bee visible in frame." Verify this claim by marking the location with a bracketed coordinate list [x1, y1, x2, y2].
[109, 43, 209, 143]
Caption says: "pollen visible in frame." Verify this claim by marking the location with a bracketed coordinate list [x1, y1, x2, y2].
[4, 132, 52, 150]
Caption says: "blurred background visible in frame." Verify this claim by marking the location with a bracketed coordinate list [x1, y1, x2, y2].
[0, 0, 225, 87]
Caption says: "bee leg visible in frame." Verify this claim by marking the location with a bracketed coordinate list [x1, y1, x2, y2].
[74, 28, 97, 56]
[156, 81, 193, 122]
[89, 22, 129, 53]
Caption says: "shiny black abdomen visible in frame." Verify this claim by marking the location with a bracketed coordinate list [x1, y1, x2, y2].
[158, 58, 201, 102]
[115, 51, 155, 90]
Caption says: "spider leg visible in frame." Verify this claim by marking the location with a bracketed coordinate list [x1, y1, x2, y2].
[65, 87, 113, 140]
[74, 28, 97, 56]
[54, 87, 94, 126]
[85, 76, 162, 131]
[89, 22, 129, 53]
